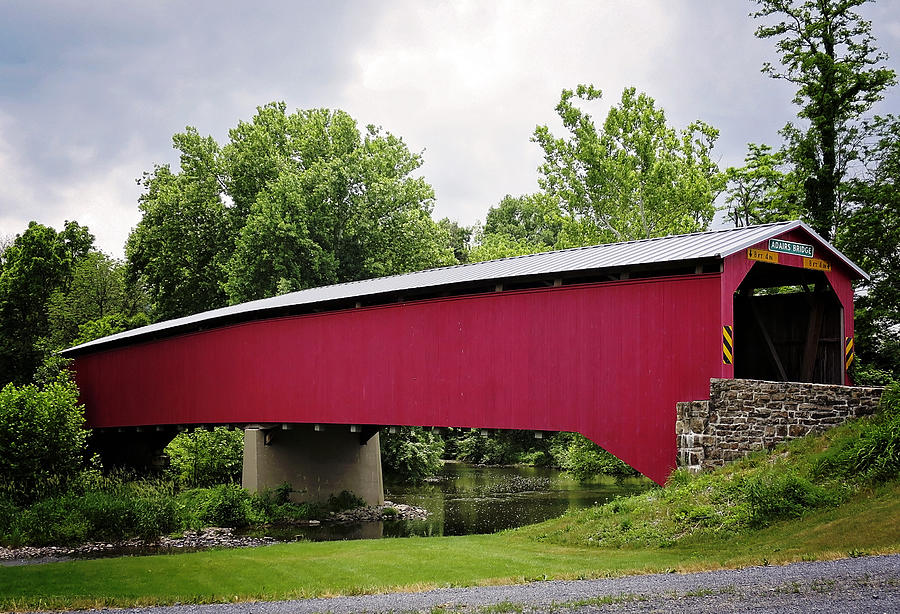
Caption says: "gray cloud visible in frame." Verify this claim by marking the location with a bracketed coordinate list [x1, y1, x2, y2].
[1, 0, 897, 256]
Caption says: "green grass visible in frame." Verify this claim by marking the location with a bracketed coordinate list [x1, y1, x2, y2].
[2, 482, 898, 612]
[2, 398, 898, 612]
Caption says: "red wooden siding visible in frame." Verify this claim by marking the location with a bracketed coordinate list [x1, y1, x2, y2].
[73, 274, 722, 484]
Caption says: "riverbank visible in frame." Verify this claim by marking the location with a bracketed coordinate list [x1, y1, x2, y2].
[1, 476, 897, 611]
[0, 501, 428, 566]
[2, 400, 897, 611]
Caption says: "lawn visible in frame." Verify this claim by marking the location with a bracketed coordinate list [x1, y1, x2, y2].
[2, 482, 898, 612]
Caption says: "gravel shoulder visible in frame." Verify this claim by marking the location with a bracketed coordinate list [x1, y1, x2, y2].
[65, 553, 899, 614]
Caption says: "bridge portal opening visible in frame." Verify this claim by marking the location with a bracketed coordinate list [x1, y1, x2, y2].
[733, 263, 843, 384]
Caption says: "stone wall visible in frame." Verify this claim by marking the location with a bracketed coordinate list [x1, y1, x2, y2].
[676, 378, 884, 473]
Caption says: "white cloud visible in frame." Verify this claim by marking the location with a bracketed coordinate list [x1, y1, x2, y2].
[340, 0, 676, 225]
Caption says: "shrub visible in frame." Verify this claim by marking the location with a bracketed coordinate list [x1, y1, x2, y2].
[380, 427, 444, 481]
[0, 374, 89, 503]
[813, 384, 900, 483]
[551, 433, 638, 482]
[742, 471, 834, 527]
[165, 427, 244, 488]
[327, 490, 366, 511]
[185, 484, 257, 528]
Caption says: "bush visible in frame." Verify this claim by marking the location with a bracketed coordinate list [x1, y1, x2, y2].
[166, 427, 244, 488]
[181, 484, 258, 528]
[742, 471, 834, 527]
[813, 382, 900, 483]
[451, 429, 541, 465]
[0, 374, 89, 503]
[550, 433, 638, 482]
[380, 427, 444, 481]
[327, 490, 366, 511]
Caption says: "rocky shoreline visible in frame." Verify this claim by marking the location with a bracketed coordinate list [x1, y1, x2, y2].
[0, 501, 429, 566]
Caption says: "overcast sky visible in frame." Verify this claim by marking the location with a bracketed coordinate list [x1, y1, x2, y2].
[2, 0, 898, 257]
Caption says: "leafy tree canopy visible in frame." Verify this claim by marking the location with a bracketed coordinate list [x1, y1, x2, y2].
[752, 0, 897, 239]
[839, 116, 900, 380]
[0, 221, 94, 386]
[723, 143, 803, 227]
[533, 85, 724, 244]
[128, 103, 456, 318]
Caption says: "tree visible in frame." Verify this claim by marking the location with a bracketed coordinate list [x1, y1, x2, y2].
[723, 143, 803, 226]
[379, 426, 444, 482]
[165, 427, 244, 488]
[533, 85, 723, 243]
[0, 372, 89, 503]
[128, 103, 455, 314]
[483, 193, 564, 247]
[437, 217, 473, 264]
[753, 0, 896, 239]
[0, 221, 94, 386]
[126, 129, 233, 320]
[47, 251, 148, 349]
[839, 116, 900, 381]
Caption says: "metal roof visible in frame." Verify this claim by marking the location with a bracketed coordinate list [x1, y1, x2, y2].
[63, 220, 866, 355]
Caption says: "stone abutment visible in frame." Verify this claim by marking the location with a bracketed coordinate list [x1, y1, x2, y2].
[676, 378, 884, 473]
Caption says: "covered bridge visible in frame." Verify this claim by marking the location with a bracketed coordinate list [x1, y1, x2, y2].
[63, 221, 867, 498]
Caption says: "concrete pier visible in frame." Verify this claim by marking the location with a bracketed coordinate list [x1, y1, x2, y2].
[242, 424, 384, 505]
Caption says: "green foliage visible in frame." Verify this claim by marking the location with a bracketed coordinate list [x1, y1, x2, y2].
[327, 490, 366, 511]
[454, 430, 516, 465]
[723, 143, 803, 227]
[179, 484, 258, 529]
[72, 312, 151, 346]
[165, 427, 244, 488]
[839, 117, 900, 379]
[126, 131, 232, 320]
[483, 194, 563, 248]
[522, 403, 899, 549]
[380, 427, 444, 482]
[812, 383, 900, 482]
[46, 251, 148, 349]
[0, 374, 89, 504]
[533, 85, 723, 244]
[1, 481, 179, 546]
[0, 221, 94, 385]
[127, 103, 455, 319]
[741, 471, 835, 527]
[753, 0, 896, 240]
[437, 217, 473, 264]
[550, 433, 638, 482]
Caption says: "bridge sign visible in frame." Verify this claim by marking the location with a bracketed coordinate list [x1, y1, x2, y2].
[768, 238, 814, 258]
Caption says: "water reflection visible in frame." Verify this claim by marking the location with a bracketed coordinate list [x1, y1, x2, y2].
[282, 463, 651, 541]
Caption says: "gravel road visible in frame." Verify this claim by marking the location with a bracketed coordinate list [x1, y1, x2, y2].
[72, 554, 898, 614]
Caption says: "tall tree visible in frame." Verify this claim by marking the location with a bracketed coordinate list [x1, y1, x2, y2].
[126, 128, 232, 320]
[437, 218, 473, 264]
[128, 103, 455, 314]
[0, 221, 94, 385]
[839, 116, 900, 380]
[533, 85, 723, 244]
[753, 0, 896, 239]
[47, 251, 148, 349]
[483, 193, 563, 248]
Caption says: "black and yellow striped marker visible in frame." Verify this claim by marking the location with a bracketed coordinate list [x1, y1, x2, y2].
[845, 337, 854, 370]
[723, 325, 734, 365]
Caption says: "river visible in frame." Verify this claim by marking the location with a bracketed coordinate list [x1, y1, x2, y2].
[282, 462, 653, 541]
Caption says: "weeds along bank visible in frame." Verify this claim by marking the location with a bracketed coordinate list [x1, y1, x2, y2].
[517, 382, 900, 549]
[2, 369, 896, 548]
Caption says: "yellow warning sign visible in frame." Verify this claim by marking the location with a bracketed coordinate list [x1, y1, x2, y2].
[845, 337, 854, 371]
[803, 257, 831, 271]
[723, 325, 734, 365]
[748, 248, 779, 263]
